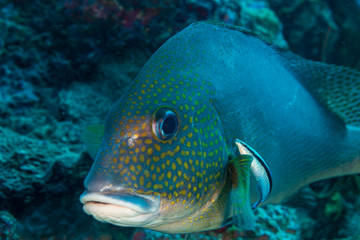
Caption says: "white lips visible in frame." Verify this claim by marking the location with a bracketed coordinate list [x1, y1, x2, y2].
[80, 191, 160, 227]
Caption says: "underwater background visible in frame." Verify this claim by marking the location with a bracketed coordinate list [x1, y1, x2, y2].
[1, 0, 360, 239]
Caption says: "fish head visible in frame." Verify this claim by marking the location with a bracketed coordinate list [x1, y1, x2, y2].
[80, 58, 229, 231]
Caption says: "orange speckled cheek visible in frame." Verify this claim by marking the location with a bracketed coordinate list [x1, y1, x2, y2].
[84, 37, 230, 225]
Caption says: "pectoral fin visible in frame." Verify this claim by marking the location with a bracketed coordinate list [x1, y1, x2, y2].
[82, 124, 105, 159]
[228, 154, 255, 230]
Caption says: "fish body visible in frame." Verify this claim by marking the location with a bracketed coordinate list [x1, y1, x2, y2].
[80, 21, 360, 233]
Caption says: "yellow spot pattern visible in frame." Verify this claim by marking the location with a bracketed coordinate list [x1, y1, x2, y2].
[92, 41, 228, 221]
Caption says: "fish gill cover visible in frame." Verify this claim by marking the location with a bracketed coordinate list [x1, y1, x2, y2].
[0, 0, 360, 239]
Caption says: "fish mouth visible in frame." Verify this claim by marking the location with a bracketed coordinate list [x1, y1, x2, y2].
[80, 190, 160, 227]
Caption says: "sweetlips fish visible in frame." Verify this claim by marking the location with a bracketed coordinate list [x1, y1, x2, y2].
[80, 21, 360, 234]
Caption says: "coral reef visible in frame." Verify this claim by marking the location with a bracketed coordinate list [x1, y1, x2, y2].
[269, 0, 360, 68]
[0, 0, 359, 239]
[0, 211, 18, 240]
[268, 0, 339, 61]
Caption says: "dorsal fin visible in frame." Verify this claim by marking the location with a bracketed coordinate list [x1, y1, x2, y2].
[189, 20, 285, 46]
[276, 49, 360, 127]
[190, 20, 260, 39]
[192, 21, 360, 127]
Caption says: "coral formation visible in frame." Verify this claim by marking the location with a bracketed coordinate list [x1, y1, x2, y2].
[0, 0, 359, 239]
[0, 211, 18, 240]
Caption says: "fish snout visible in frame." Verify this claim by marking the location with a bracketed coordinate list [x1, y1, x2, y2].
[80, 190, 160, 227]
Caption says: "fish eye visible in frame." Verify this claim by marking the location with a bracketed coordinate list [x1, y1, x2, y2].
[152, 106, 180, 141]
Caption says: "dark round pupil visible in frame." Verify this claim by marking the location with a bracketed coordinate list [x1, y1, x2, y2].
[161, 113, 177, 136]
[152, 107, 179, 141]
